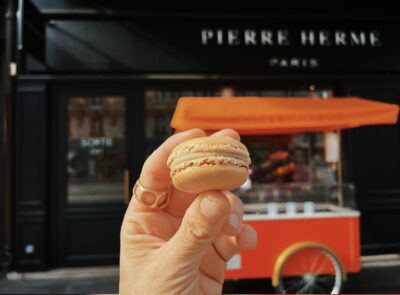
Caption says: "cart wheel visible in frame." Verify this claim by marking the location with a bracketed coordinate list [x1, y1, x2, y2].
[273, 242, 345, 294]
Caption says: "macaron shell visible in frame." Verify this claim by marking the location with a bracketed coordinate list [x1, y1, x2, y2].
[172, 135, 246, 149]
[172, 165, 248, 194]
[168, 136, 249, 162]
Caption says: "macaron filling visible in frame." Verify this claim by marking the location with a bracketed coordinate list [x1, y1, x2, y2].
[169, 152, 250, 169]
[169, 143, 249, 158]
[170, 155, 250, 177]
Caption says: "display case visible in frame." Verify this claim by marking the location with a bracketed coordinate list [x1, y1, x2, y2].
[236, 130, 356, 213]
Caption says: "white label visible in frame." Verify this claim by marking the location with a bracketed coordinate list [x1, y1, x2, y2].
[80, 137, 113, 148]
[325, 132, 339, 163]
[227, 254, 241, 270]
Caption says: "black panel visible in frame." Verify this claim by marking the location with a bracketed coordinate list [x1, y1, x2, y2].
[66, 215, 122, 257]
[14, 81, 48, 271]
[345, 82, 400, 254]
[352, 125, 400, 192]
[360, 200, 400, 254]
[24, 0, 46, 63]
[126, 86, 145, 185]
[346, 88, 400, 193]
[14, 216, 46, 271]
[45, 21, 192, 72]
[15, 81, 47, 209]
[20, 94, 46, 203]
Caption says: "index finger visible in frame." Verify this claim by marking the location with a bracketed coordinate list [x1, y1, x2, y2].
[129, 128, 207, 212]
[140, 128, 207, 190]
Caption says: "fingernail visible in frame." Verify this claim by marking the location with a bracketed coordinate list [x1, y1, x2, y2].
[177, 128, 203, 138]
[142, 193, 156, 206]
[245, 227, 258, 244]
[177, 129, 193, 136]
[200, 194, 225, 221]
[228, 212, 241, 231]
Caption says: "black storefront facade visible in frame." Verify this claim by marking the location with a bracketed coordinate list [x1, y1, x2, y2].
[4, 1, 400, 271]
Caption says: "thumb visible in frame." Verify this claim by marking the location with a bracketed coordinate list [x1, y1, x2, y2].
[163, 191, 230, 262]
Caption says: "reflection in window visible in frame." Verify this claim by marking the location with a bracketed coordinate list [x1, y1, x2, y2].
[144, 88, 224, 157]
[67, 96, 126, 204]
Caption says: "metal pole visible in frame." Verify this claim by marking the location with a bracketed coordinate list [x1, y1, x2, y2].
[337, 130, 344, 207]
[0, 0, 16, 275]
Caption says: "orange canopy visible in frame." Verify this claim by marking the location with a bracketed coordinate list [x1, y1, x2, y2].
[170, 97, 399, 135]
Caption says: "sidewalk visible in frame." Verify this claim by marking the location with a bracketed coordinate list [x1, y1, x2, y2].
[0, 266, 119, 294]
[225, 254, 400, 294]
[1, 255, 400, 294]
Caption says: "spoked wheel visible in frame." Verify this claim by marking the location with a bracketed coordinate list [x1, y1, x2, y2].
[274, 242, 345, 294]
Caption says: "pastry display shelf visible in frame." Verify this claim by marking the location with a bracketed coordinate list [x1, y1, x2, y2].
[243, 203, 360, 220]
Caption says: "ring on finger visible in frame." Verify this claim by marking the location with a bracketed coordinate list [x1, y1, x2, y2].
[132, 180, 171, 209]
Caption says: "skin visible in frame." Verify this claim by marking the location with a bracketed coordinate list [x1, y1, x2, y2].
[119, 128, 258, 295]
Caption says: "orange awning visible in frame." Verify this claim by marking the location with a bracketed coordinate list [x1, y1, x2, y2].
[170, 97, 399, 135]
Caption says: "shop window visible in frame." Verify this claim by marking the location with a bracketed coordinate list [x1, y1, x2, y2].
[67, 96, 126, 204]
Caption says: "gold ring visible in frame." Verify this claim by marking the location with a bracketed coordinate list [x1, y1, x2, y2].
[132, 180, 171, 209]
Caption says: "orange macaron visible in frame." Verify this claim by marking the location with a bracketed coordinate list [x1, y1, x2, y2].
[167, 136, 251, 194]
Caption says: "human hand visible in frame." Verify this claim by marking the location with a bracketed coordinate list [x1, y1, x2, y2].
[119, 129, 257, 294]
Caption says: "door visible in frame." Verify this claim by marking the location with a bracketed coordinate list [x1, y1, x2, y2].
[50, 83, 144, 267]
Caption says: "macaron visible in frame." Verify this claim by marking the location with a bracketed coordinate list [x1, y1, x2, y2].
[167, 136, 251, 194]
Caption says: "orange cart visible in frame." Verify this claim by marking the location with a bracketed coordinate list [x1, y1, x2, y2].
[226, 183, 359, 294]
[170, 96, 399, 294]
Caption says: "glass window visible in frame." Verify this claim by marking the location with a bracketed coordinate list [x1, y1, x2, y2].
[144, 88, 223, 157]
[67, 96, 126, 204]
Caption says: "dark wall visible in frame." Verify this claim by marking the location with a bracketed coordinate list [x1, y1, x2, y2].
[343, 78, 400, 254]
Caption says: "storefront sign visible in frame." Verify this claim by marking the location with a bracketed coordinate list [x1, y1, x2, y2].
[45, 17, 400, 73]
[200, 29, 381, 47]
[198, 27, 383, 69]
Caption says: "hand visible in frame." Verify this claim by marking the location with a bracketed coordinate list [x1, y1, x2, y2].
[119, 129, 257, 294]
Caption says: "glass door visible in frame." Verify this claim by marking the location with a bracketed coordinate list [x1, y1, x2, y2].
[51, 84, 143, 267]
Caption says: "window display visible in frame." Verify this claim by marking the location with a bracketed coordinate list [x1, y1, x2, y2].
[245, 133, 337, 185]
